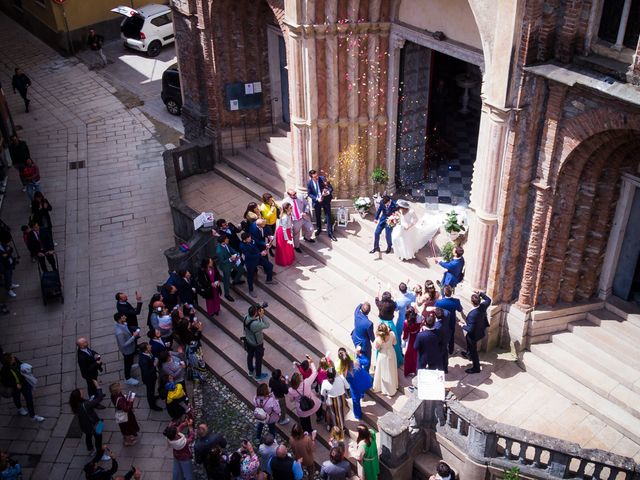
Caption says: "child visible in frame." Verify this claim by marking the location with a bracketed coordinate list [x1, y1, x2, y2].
[165, 378, 190, 420]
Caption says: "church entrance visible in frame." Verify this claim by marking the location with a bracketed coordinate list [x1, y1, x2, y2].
[267, 25, 290, 128]
[612, 182, 640, 303]
[394, 42, 481, 208]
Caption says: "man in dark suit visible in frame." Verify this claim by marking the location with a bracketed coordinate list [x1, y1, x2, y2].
[249, 218, 272, 252]
[137, 342, 162, 411]
[307, 169, 336, 241]
[8, 134, 30, 187]
[414, 314, 442, 371]
[351, 302, 375, 371]
[460, 292, 491, 374]
[435, 285, 465, 355]
[26, 221, 56, 271]
[216, 218, 241, 252]
[370, 195, 397, 254]
[174, 269, 195, 305]
[215, 233, 245, 302]
[434, 308, 451, 374]
[239, 232, 277, 298]
[116, 291, 142, 329]
[76, 337, 104, 404]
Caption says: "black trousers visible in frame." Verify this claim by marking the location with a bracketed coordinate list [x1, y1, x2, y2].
[300, 415, 313, 434]
[84, 428, 103, 452]
[466, 336, 480, 371]
[144, 378, 157, 407]
[246, 343, 264, 376]
[313, 201, 332, 235]
[85, 377, 98, 399]
[123, 352, 135, 379]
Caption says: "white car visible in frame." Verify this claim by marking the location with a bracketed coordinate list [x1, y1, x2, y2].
[111, 4, 174, 57]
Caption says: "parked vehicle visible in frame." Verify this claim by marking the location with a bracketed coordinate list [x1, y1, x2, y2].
[161, 63, 182, 115]
[111, 4, 174, 57]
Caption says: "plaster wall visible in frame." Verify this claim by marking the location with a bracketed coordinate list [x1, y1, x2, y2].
[397, 0, 481, 50]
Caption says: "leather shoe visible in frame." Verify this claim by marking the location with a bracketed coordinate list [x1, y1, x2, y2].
[295, 247, 302, 253]
[369, 248, 380, 254]
[385, 247, 392, 253]
[224, 294, 235, 302]
[304, 238, 315, 243]
[232, 280, 245, 285]
[330, 235, 337, 242]
[465, 368, 481, 374]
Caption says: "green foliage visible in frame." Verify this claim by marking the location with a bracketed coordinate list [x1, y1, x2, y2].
[503, 467, 521, 480]
[444, 211, 465, 234]
[371, 167, 389, 185]
[441, 241, 455, 261]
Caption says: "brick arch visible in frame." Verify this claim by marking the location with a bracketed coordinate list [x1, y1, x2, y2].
[537, 132, 640, 306]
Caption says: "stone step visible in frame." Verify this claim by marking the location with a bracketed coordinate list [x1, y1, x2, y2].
[250, 135, 293, 168]
[413, 452, 445, 478]
[199, 310, 359, 466]
[605, 298, 640, 328]
[236, 145, 292, 179]
[529, 342, 640, 419]
[523, 351, 640, 445]
[219, 150, 290, 197]
[586, 308, 640, 342]
[568, 320, 640, 371]
[198, 338, 335, 468]
[550, 331, 640, 394]
[208, 292, 393, 428]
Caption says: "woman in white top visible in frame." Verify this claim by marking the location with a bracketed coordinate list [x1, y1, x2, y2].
[391, 199, 442, 260]
[320, 367, 348, 434]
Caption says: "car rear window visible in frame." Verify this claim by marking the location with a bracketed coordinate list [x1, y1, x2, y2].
[121, 14, 144, 39]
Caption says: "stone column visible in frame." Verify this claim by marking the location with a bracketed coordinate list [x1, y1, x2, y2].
[465, 102, 512, 292]
[626, 32, 640, 85]
[384, 34, 405, 195]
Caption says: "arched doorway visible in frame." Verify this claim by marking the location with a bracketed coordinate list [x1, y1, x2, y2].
[536, 131, 640, 306]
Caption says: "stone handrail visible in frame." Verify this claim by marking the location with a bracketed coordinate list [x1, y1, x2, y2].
[378, 390, 640, 479]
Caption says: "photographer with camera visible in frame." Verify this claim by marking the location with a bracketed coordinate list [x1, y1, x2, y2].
[242, 303, 270, 380]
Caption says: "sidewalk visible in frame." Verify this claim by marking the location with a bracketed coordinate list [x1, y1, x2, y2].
[0, 12, 174, 479]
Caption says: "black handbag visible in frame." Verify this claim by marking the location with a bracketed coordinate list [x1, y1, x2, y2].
[299, 383, 314, 412]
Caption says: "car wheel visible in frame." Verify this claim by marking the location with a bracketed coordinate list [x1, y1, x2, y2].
[147, 40, 162, 57]
[165, 99, 181, 116]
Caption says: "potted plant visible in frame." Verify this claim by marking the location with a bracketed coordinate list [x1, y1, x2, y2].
[503, 467, 520, 480]
[371, 166, 389, 186]
[354, 196, 373, 217]
[441, 241, 455, 262]
[444, 210, 465, 242]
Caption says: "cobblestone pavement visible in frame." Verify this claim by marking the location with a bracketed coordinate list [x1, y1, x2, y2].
[0, 12, 175, 479]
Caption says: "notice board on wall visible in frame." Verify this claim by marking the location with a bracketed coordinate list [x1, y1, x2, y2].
[224, 81, 263, 111]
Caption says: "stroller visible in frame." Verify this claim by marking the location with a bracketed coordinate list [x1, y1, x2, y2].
[37, 252, 63, 305]
[185, 340, 206, 383]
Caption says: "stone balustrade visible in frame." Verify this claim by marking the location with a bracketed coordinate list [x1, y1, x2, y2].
[378, 389, 640, 480]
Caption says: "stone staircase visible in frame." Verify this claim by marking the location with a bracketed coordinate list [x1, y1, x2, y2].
[219, 130, 295, 196]
[524, 299, 640, 445]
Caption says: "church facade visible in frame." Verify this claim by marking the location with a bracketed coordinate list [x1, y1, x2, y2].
[171, 0, 640, 351]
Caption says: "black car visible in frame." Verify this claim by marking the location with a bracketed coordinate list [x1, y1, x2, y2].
[161, 63, 182, 115]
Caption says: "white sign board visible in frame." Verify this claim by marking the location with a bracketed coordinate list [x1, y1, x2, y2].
[230, 99, 239, 111]
[193, 212, 215, 231]
[244, 83, 254, 95]
[253, 82, 262, 93]
[417, 369, 445, 401]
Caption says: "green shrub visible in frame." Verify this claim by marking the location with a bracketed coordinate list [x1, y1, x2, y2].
[371, 167, 389, 185]
[441, 241, 455, 261]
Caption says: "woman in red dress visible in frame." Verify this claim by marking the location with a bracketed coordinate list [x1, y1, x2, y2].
[275, 203, 295, 266]
[402, 307, 422, 377]
[196, 257, 221, 316]
[109, 382, 140, 446]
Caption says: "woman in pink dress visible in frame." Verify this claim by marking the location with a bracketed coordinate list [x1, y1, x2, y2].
[275, 203, 295, 266]
[196, 257, 221, 316]
[402, 306, 422, 377]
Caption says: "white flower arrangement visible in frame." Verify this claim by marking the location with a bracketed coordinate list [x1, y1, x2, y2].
[354, 196, 373, 212]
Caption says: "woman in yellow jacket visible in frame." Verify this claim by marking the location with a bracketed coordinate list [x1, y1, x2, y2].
[259, 193, 280, 255]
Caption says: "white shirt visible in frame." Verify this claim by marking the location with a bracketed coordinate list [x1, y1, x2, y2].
[320, 377, 346, 398]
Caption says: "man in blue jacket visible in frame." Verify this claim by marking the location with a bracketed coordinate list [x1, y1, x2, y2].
[370, 195, 397, 254]
[239, 232, 277, 298]
[436, 246, 465, 291]
[435, 285, 465, 355]
[413, 314, 442, 370]
[460, 291, 491, 374]
[351, 302, 374, 371]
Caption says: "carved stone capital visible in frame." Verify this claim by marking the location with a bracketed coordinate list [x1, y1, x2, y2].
[390, 34, 406, 50]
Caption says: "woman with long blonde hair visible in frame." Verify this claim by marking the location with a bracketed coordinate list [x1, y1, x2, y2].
[372, 323, 398, 396]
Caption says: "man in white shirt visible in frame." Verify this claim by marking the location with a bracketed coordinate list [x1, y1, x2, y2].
[281, 189, 315, 252]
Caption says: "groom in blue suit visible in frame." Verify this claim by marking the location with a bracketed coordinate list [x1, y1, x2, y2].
[370, 195, 397, 254]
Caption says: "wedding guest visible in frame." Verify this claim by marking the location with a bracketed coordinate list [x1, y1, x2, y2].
[242, 202, 261, 232]
[417, 280, 440, 314]
[240, 232, 277, 298]
[253, 383, 280, 441]
[351, 302, 374, 371]
[320, 446, 352, 480]
[205, 446, 231, 480]
[460, 291, 491, 374]
[434, 308, 451, 373]
[343, 356, 372, 421]
[289, 423, 316, 478]
[137, 342, 162, 411]
[307, 169, 336, 241]
[216, 218, 241, 252]
[372, 323, 398, 397]
[375, 289, 403, 366]
[69, 389, 108, 458]
[429, 461, 457, 480]
[288, 361, 322, 434]
[274, 203, 295, 266]
[259, 193, 280, 241]
[320, 368, 347, 434]
[164, 418, 195, 480]
[109, 382, 139, 446]
[194, 424, 227, 465]
[402, 307, 422, 377]
[257, 433, 278, 473]
[395, 282, 416, 343]
[113, 313, 140, 386]
[269, 369, 291, 425]
[435, 285, 465, 355]
[356, 425, 380, 480]
[215, 233, 245, 302]
[436, 247, 465, 291]
[414, 312, 442, 371]
[196, 257, 221, 316]
[267, 444, 304, 480]
[281, 189, 315, 252]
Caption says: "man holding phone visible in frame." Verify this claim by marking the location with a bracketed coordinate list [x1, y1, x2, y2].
[114, 313, 140, 386]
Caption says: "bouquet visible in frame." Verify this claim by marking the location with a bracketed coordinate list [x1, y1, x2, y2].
[387, 211, 401, 228]
[354, 196, 373, 212]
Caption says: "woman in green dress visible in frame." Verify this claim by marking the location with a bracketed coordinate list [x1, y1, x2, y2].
[356, 424, 380, 479]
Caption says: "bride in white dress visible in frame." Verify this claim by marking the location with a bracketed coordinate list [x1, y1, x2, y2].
[391, 199, 442, 261]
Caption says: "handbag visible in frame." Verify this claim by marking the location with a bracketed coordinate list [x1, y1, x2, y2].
[115, 398, 128, 423]
[298, 383, 315, 412]
[253, 398, 267, 421]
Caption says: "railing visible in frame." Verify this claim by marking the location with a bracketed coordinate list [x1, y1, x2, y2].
[378, 390, 640, 480]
